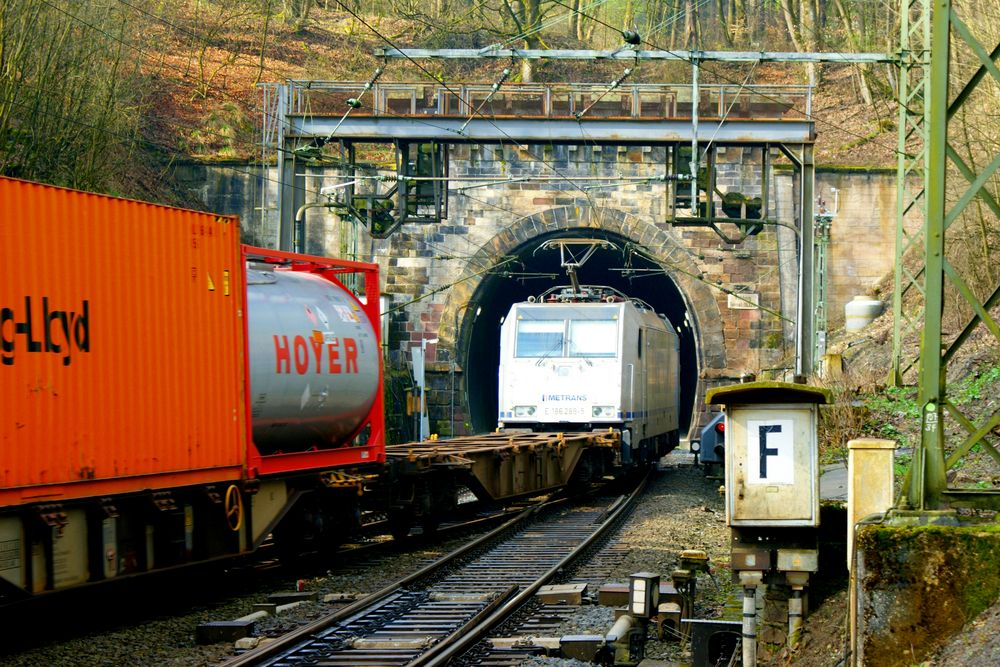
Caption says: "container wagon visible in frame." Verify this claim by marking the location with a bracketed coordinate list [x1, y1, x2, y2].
[0, 177, 384, 602]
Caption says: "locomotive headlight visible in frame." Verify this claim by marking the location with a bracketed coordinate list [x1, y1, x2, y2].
[592, 405, 616, 418]
[514, 405, 536, 417]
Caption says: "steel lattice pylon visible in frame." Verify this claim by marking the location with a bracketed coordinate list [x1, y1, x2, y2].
[895, 0, 1000, 510]
[890, 0, 930, 386]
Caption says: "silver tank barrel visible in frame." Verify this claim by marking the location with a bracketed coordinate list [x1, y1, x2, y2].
[246, 268, 380, 454]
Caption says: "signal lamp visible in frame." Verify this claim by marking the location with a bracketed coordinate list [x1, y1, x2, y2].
[629, 572, 660, 619]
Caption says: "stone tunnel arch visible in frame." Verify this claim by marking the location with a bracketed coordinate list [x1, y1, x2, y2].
[436, 206, 727, 438]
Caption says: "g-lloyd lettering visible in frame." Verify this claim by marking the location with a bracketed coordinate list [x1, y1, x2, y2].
[0, 297, 90, 366]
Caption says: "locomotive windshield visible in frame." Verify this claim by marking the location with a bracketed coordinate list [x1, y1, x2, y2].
[514, 305, 619, 358]
[515, 320, 564, 357]
[568, 319, 617, 357]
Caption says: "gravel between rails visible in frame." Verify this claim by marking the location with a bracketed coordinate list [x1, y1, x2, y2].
[530, 451, 736, 665]
[0, 539, 474, 667]
[0, 454, 734, 667]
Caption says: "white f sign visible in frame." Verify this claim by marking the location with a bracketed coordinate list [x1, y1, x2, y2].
[747, 419, 794, 484]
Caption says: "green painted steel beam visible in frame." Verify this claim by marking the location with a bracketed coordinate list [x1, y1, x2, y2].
[896, 0, 1000, 512]
[940, 490, 1000, 510]
[910, 0, 951, 510]
[891, 0, 930, 388]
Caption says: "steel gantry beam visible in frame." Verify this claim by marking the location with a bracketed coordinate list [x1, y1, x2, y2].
[284, 116, 814, 145]
[377, 48, 895, 64]
[263, 76, 818, 373]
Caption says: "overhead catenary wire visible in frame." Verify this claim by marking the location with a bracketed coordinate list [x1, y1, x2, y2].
[618, 244, 792, 322]
[545, 0, 905, 158]
[481, 0, 614, 52]
[0, 84, 490, 270]
[109, 0, 299, 137]
[574, 65, 636, 119]
[326, 0, 608, 216]
[41, 0, 576, 266]
[17, 0, 681, 287]
[32, 0, 341, 208]
[381, 256, 519, 317]
[645, 0, 713, 43]
[0, 83, 332, 216]
[699, 59, 760, 161]
[26, 0, 853, 289]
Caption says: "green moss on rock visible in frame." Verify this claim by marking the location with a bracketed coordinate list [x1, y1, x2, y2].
[855, 524, 1000, 666]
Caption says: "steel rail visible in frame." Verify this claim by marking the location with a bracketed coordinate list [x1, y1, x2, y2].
[409, 471, 651, 667]
[223, 500, 549, 666]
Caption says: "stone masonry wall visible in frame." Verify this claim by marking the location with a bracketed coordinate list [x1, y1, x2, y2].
[176, 160, 907, 436]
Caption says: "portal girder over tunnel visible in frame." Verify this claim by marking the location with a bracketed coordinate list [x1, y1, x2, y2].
[261, 80, 817, 437]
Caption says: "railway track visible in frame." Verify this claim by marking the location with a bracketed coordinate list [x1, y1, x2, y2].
[224, 474, 649, 666]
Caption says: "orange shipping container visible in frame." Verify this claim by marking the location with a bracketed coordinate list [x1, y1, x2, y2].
[0, 177, 249, 506]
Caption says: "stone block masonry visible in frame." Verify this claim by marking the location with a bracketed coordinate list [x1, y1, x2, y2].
[179, 160, 906, 438]
[372, 144, 799, 437]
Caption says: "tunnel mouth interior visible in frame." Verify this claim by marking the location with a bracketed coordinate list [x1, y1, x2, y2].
[461, 227, 699, 436]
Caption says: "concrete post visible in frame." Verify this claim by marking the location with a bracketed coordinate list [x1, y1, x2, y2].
[739, 571, 763, 667]
[847, 438, 896, 567]
[847, 437, 895, 666]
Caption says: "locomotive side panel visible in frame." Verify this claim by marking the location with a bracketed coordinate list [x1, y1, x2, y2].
[0, 177, 248, 506]
[639, 311, 680, 442]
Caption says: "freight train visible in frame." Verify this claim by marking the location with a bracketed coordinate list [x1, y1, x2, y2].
[0, 177, 386, 603]
[498, 285, 681, 473]
[0, 178, 685, 605]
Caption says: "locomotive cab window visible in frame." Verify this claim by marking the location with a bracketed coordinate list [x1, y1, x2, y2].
[514, 306, 620, 358]
[515, 319, 564, 357]
[569, 319, 618, 357]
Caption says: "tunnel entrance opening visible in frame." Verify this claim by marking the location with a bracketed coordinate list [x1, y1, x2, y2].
[462, 227, 699, 437]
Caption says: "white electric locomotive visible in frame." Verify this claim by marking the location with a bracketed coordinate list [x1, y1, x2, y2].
[498, 285, 681, 465]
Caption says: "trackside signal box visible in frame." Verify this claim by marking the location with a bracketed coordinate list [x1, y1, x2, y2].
[706, 381, 831, 656]
[706, 382, 831, 528]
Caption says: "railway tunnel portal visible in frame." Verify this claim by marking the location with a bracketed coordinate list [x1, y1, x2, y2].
[388, 199, 792, 440]
[258, 80, 837, 439]
[455, 214, 707, 436]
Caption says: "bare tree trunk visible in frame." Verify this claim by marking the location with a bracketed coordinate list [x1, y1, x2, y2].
[684, 0, 700, 48]
[669, 0, 680, 49]
[255, 0, 273, 86]
[512, 0, 542, 82]
[780, 0, 804, 50]
[802, 0, 818, 83]
[569, 0, 579, 40]
[832, 0, 873, 105]
[779, 0, 811, 85]
[718, 0, 733, 46]
[623, 0, 634, 32]
[283, 0, 312, 30]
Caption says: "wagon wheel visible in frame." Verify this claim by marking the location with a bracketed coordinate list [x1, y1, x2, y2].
[224, 485, 244, 532]
[387, 507, 413, 541]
